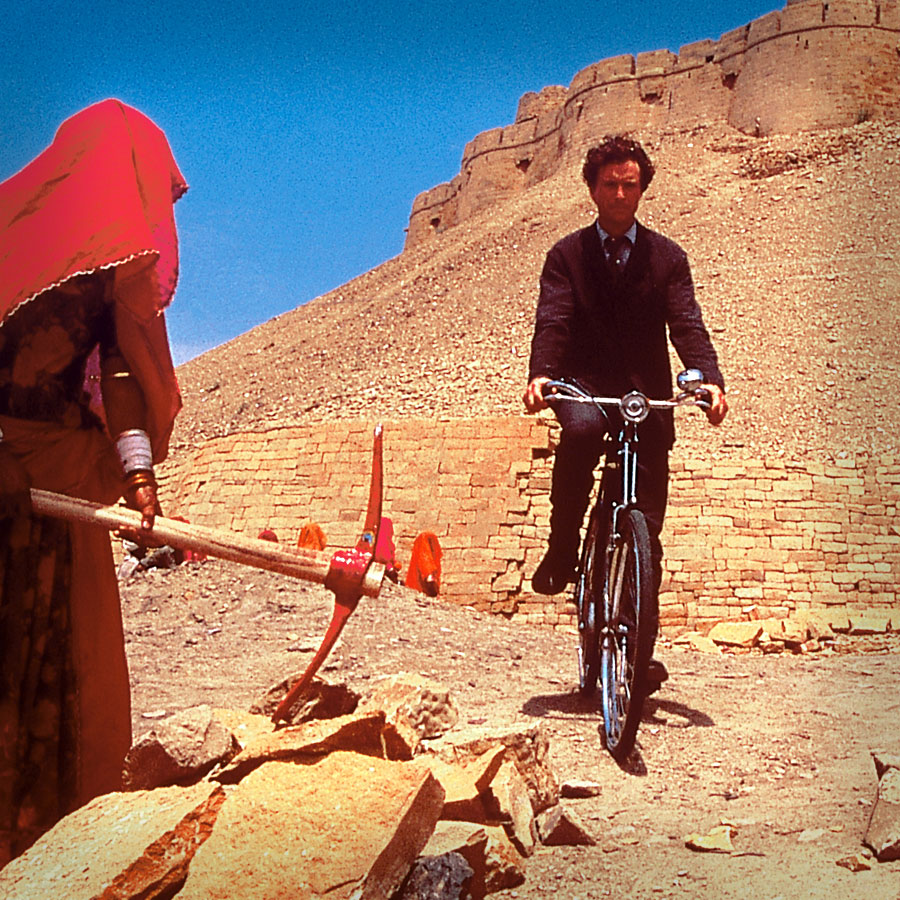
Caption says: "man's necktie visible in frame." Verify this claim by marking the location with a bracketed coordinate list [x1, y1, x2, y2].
[604, 235, 629, 276]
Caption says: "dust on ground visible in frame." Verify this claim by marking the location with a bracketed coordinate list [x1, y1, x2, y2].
[122, 558, 900, 900]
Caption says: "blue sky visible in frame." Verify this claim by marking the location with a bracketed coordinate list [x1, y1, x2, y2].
[2, 0, 777, 364]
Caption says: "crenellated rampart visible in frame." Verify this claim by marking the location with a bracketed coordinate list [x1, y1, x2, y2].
[406, 0, 900, 249]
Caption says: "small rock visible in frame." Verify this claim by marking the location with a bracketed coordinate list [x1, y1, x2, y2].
[797, 828, 827, 843]
[423, 822, 489, 900]
[871, 748, 900, 780]
[417, 746, 506, 822]
[536, 804, 596, 846]
[423, 723, 559, 814]
[395, 852, 474, 900]
[358, 673, 459, 751]
[835, 853, 872, 872]
[249, 673, 360, 723]
[684, 824, 736, 853]
[482, 825, 527, 894]
[560, 779, 602, 799]
[123, 705, 240, 790]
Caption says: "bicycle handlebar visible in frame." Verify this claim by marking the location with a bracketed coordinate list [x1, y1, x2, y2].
[542, 378, 710, 424]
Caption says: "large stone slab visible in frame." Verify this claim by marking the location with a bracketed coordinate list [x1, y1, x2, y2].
[178, 753, 445, 899]
[417, 746, 506, 822]
[482, 825, 527, 893]
[708, 622, 763, 648]
[489, 760, 537, 856]
[123, 704, 240, 790]
[423, 723, 559, 813]
[215, 710, 407, 782]
[794, 609, 836, 641]
[849, 614, 893, 635]
[0, 783, 224, 899]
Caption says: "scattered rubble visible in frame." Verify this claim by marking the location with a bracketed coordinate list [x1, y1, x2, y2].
[0, 676, 590, 898]
[672, 608, 897, 657]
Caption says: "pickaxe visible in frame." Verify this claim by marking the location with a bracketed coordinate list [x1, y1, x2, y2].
[29, 424, 388, 726]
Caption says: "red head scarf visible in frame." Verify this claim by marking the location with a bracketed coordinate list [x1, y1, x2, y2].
[0, 98, 187, 460]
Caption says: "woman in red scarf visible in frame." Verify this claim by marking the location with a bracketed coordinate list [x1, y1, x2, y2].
[0, 99, 186, 863]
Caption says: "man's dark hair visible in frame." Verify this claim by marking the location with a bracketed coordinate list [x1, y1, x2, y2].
[582, 136, 655, 191]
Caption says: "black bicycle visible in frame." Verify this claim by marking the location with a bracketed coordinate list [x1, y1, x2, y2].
[544, 370, 710, 761]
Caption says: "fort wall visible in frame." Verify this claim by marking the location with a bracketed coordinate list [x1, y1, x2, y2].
[406, 0, 900, 248]
[159, 417, 900, 632]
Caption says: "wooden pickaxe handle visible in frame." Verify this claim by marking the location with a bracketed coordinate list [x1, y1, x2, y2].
[29, 488, 383, 597]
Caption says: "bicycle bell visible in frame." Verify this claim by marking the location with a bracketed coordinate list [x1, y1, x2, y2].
[677, 368, 704, 393]
[620, 391, 650, 423]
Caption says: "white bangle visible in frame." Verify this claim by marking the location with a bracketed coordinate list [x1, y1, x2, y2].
[116, 429, 154, 475]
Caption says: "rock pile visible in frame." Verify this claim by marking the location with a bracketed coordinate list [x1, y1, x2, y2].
[672, 608, 896, 655]
[0, 674, 596, 899]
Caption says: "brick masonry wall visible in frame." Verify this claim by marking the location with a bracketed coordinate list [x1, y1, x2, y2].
[405, 0, 900, 249]
[159, 417, 900, 632]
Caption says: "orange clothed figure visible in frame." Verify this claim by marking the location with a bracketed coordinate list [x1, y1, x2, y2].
[297, 522, 327, 551]
[405, 531, 442, 597]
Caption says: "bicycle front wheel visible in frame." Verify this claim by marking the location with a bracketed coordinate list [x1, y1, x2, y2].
[599, 506, 656, 761]
[575, 511, 605, 695]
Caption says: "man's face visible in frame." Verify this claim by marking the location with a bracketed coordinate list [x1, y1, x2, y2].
[589, 159, 643, 237]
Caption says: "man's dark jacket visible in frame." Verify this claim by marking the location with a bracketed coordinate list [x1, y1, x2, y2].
[528, 220, 724, 449]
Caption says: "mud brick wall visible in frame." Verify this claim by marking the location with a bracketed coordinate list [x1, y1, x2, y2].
[658, 455, 900, 631]
[406, 0, 900, 248]
[159, 418, 900, 632]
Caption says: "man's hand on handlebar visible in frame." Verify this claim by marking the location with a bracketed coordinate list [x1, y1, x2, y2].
[701, 384, 728, 426]
[523, 376, 551, 413]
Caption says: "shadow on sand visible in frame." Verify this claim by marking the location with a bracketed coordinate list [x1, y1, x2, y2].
[520, 690, 716, 775]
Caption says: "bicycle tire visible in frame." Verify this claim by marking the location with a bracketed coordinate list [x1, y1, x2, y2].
[599, 506, 657, 761]
[575, 511, 605, 695]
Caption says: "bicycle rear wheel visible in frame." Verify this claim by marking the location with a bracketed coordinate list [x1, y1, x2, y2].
[575, 511, 605, 695]
[599, 506, 656, 761]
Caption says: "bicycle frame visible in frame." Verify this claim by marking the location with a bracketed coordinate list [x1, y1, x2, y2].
[543, 374, 709, 759]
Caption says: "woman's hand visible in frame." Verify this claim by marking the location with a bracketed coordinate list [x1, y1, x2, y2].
[117, 470, 163, 544]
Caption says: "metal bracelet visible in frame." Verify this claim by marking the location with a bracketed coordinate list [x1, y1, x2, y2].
[116, 429, 154, 475]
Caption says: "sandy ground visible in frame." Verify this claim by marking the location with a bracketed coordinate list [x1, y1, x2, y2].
[121, 558, 900, 899]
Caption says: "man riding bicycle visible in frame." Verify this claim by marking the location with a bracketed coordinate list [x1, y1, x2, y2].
[524, 136, 728, 609]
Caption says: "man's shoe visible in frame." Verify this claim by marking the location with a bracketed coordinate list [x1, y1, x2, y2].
[532, 549, 577, 595]
[646, 657, 669, 695]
